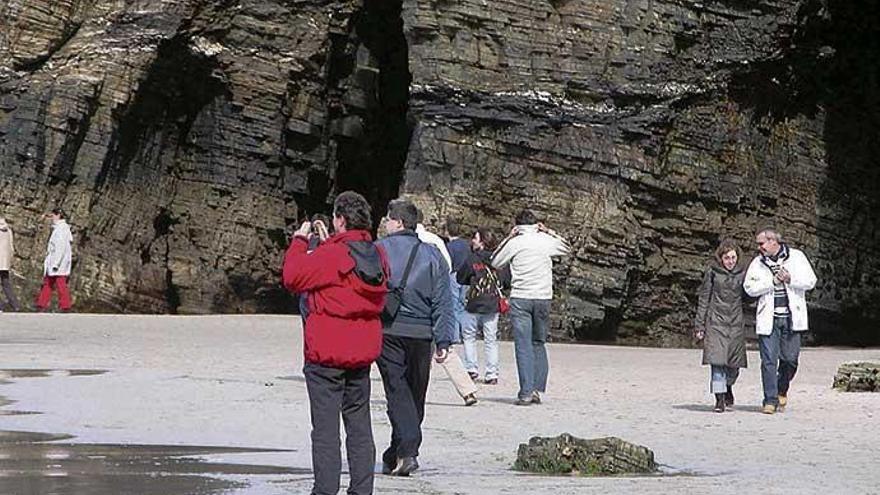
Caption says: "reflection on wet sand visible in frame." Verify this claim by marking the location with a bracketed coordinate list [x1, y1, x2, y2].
[0, 369, 306, 494]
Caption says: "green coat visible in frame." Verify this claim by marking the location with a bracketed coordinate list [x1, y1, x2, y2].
[695, 261, 747, 368]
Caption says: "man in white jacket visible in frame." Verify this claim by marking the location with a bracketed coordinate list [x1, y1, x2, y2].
[492, 209, 570, 405]
[37, 208, 73, 312]
[743, 228, 816, 414]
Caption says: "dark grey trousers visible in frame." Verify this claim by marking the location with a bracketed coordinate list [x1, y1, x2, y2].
[376, 334, 433, 466]
[0, 271, 20, 311]
[303, 363, 375, 495]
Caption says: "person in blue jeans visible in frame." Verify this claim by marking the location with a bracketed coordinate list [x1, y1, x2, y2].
[491, 209, 570, 405]
[446, 217, 472, 345]
[457, 228, 510, 384]
[743, 228, 817, 414]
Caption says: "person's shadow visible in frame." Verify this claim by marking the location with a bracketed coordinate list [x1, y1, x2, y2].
[672, 404, 765, 413]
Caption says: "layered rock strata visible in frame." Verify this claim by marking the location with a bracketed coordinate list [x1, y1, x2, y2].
[0, 0, 878, 345]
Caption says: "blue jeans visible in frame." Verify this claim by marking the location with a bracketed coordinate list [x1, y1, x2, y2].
[510, 298, 551, 400]
[710, 365, 740, 394]
[449, 275, 467, 344]
[460, 311, 499, 379]
[758, 317, 801, 406]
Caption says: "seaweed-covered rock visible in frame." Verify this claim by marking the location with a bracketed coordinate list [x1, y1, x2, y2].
[513, 433, 656, 476]
[833, 362, 880, 392]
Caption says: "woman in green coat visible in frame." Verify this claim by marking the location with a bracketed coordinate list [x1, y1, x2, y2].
[695, 239, 748, 412]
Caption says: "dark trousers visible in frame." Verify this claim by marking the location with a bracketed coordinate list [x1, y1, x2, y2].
[0, 271, 20, 311]
[303, 363, 375, 495]
[758, 317, 801, 406]
[376, 334, 433, 465]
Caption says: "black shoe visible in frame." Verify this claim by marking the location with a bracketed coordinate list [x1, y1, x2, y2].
[464, 393, 478, 406]
[390, 456, 418, 476]
[484, 378, 498, 385]
[467, 372, 479, 381]
[514, 397, 532, 406]
[713, 394, 725, 413]
[724, 388, 734, 408]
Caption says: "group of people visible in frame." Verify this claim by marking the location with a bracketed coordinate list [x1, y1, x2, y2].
[0, 208, 75, 313]
[694, 228, 817, 414]
[282, 192, 570, 495]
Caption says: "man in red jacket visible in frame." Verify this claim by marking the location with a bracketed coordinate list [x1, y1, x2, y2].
[283, 191, 388, 495]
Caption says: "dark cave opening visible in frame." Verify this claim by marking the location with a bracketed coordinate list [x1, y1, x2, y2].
[330, 0, 412, 226]
[814, 1, 880, 345]
[727, 0, 880, 345]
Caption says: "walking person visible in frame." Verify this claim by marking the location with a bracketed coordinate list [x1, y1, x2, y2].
[375, 199, 456, 476]
[457, 228, 509, 385]
[282, 191, 389, 495]
[445, 217, 471, 345]
[492, 209, 570, 405]
[0, 217, 21, 312]
[36, 208, 73, 312]
[413, 210, 479, 406]
[743, 228, 817, 414]
[694, 240, 747, 413]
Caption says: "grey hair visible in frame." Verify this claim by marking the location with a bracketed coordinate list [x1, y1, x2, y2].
[756, 228, 782, 242]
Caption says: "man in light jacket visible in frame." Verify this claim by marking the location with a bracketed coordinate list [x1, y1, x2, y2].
[743, 228, 817, 414]
[37, 208, 73, 312]
[492, 209, 570, 405]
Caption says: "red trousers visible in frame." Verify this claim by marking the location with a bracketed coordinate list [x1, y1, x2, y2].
[36, 276, 72, 311]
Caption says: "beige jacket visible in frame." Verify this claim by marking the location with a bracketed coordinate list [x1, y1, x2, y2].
[0, 220, 13, 271]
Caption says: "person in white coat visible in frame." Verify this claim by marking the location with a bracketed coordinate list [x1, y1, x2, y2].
[743, 228, 816, 414]
[36, 208, 73, 312]
[0, 217, 21, 311]
[413, 209, 479, 407]
[492, 209, 570, 405]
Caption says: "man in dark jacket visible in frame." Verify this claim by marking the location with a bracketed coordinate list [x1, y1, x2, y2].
[375, 198, 454, 477]
[283, 191, 388, 495]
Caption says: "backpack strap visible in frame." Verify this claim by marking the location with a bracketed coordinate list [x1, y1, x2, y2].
[398, 241, 421, 290]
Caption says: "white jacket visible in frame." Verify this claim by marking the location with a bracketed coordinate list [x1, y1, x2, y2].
[491, 224, 570, 300]
[44, 220, 73, 276]
[743, 247, 817, 335]
[415, 223, 453, 273]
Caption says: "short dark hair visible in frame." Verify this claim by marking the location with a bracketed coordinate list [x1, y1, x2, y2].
[387, 199, 418, 230]
[51, 208, 66, 219]
[477, 227, 499, 251]
[514, 208, 538, 226]
[333, 191, 371, 231]
[446, 217, 463, 237]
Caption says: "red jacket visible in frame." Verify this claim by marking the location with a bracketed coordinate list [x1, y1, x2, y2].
[282, 229, 388, 369]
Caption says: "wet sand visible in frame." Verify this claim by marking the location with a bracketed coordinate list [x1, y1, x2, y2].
[0, 314, 878, 494]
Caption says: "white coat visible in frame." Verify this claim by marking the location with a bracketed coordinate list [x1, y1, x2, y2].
[44, 220, 73, 277]
[743, 247, 817, 335]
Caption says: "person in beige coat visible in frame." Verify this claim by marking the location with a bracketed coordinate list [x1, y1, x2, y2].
[0, 217, 21, 311]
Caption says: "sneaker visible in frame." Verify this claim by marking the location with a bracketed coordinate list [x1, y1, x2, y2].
[390, 456, 418, 476]
[514, 397, 532, 406]
[713, 394, 725, 413]
[483, 378, 498, 385]
[464, 393, 478, 406]
[762, 404, 777, 415]
[778, 394, 788, 409]
[467, 372, 479, 381]
[531, 391, 542, 404]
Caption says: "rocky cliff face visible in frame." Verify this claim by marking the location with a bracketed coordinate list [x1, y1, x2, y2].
[0, 1, 877, 345]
